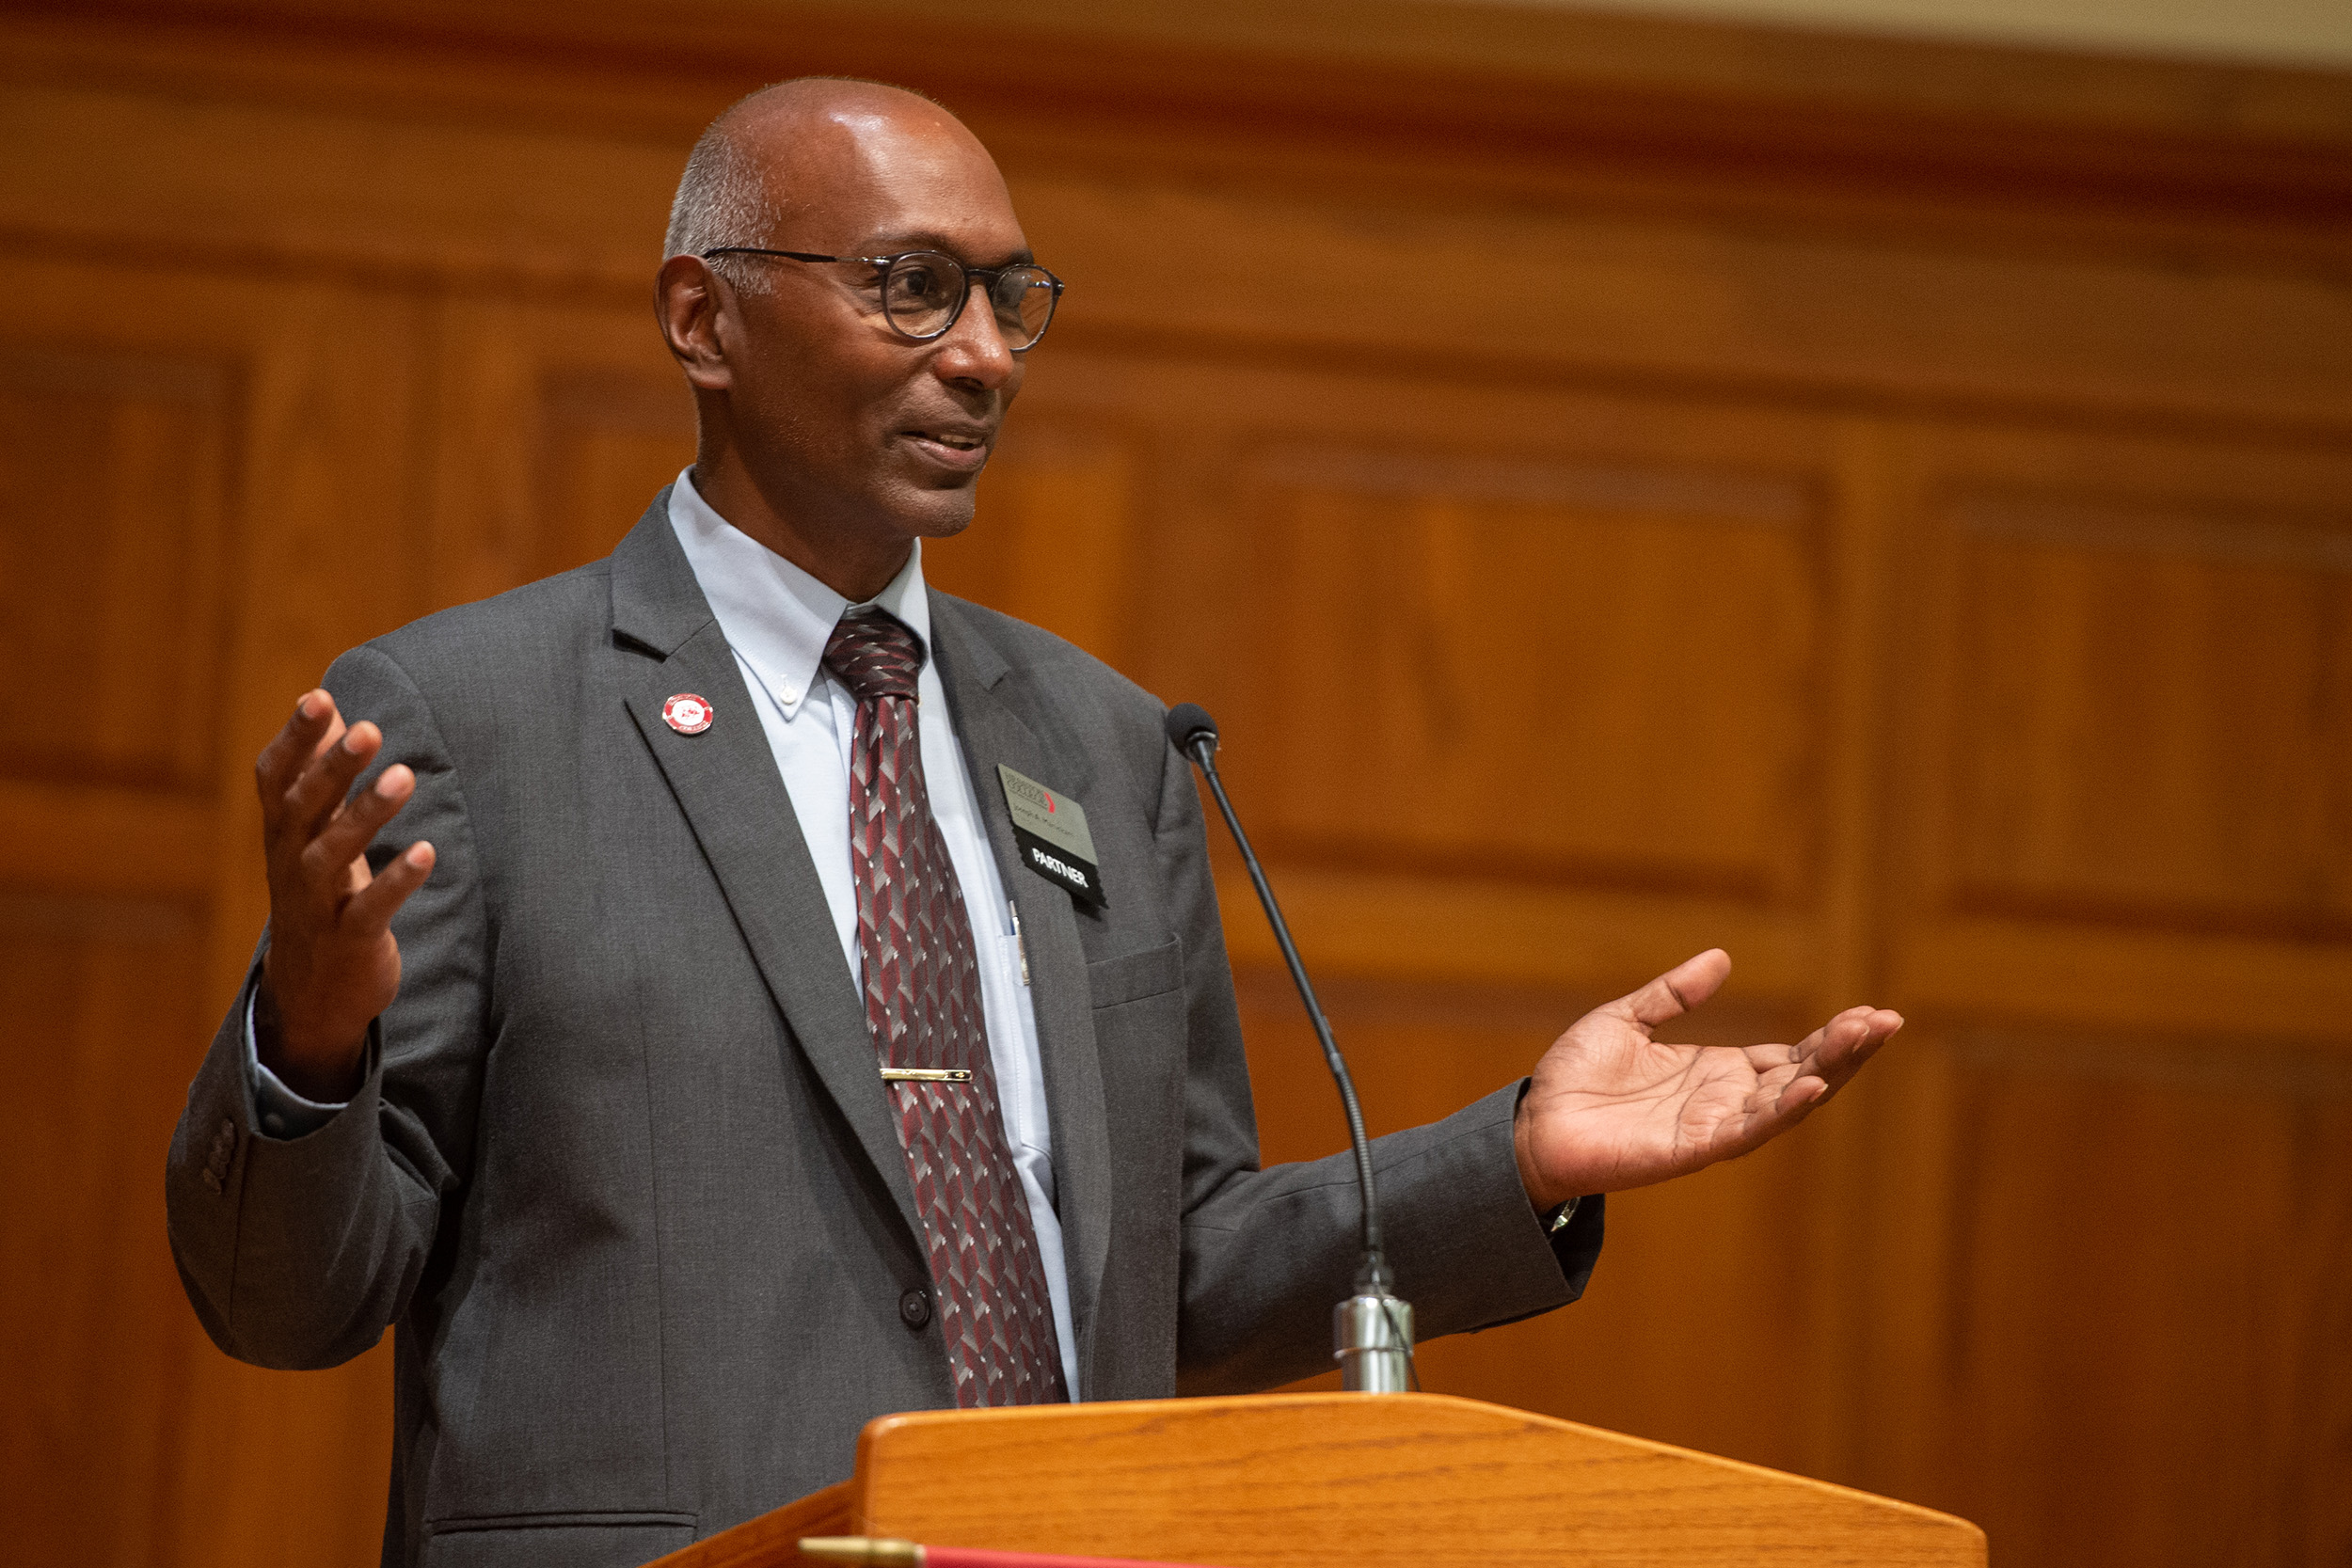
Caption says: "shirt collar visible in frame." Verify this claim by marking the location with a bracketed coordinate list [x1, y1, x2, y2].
[665, 469, 932, 717]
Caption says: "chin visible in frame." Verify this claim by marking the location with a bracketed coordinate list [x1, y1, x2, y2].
[897, 488, 980, 542]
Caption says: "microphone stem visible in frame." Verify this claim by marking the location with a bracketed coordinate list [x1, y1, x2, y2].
[1188, 742, 1387, 1283]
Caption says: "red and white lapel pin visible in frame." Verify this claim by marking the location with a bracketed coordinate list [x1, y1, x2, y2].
[661, 693, 713, 735]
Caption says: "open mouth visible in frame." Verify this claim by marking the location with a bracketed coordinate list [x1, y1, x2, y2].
[903, 427, 993, 470]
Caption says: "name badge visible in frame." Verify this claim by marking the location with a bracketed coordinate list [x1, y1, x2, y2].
[997, 765, 1107, 908]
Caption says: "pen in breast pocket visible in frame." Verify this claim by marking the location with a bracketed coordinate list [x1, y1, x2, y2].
[1009, 898, 1030, 987]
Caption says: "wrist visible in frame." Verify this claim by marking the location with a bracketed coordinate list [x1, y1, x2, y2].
[252, 972, 368, 1101]
[1511, 1086, 1572, 1211]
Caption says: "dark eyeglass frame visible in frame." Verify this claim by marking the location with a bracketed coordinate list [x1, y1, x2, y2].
[700, 246, 1065, 351]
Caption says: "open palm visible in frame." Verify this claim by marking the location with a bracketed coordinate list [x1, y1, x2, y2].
[1513, 949, 1901, 1206]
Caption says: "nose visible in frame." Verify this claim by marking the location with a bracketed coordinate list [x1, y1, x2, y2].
[930, 282, 1019, 392]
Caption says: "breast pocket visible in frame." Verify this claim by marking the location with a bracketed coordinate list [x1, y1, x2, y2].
[1086, 937, 1184, 1010]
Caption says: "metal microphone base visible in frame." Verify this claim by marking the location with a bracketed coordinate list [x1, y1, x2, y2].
[1335, 1289, 1415, 1393]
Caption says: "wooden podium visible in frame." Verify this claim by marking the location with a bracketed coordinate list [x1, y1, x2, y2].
[649, 1393, 1985, 1568]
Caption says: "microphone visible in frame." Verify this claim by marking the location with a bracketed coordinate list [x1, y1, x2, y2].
[1164, 702, 1414, 1393]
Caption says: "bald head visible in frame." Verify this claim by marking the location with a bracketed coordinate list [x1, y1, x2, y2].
[654, 75, 1040, 600]
[665, 79, 1004, 288]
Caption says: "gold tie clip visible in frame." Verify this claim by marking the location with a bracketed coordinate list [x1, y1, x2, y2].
[879, 1068, 973, 1083]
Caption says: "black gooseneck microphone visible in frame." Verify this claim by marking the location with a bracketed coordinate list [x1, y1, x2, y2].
[1164, 702, 1414, 1392]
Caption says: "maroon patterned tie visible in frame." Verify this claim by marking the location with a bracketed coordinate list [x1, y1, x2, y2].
[823, 608, 1068, 1408]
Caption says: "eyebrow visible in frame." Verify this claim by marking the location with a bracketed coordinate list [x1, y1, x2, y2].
[861, 231, 1035, 268]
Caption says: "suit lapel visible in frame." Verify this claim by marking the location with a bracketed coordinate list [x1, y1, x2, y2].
[609, 499, 923, 1247]
[928, 600, 1115, 1372]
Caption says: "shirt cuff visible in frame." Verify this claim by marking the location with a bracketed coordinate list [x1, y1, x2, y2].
[243, 983, 350, 1141]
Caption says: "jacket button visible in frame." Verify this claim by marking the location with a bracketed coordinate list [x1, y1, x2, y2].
[898, 1288, 932, 1329]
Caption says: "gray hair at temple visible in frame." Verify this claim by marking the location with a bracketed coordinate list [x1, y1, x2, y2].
[662, 77, 947, 294]
[663, 97, 778, 292]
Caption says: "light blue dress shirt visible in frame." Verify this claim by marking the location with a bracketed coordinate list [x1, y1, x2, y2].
[249, 470, 1083, 1397]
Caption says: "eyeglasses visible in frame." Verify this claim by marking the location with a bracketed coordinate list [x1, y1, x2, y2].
[701, 247, 1064, 352]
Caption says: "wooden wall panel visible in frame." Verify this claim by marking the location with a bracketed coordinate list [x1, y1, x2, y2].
[0, 897, 209, 1568]
[0, 348, 232, 791]
[1930, 1029, 2352, 1567]
[1851, 417, 2352, 1561]
[536, 371, 700, 578]
[1006, 170, 2352, 427]
[0, 253, 430, 1568]
[427, 300, 691, 607]
[1232, 451, 1818, 898]
[1946, 496, 2352, 935]
[1885, 426, 2352, 1042]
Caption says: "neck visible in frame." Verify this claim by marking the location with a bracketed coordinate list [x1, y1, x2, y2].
[689, 450, 913, 604]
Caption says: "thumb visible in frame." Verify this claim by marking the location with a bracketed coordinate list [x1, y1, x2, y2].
[1614, 948, 1731, 1029]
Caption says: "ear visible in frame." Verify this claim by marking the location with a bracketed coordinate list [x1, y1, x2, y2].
[656, 254, 733, 391]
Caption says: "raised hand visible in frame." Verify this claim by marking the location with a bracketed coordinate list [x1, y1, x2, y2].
[1512, 949, 1900, 1207]
[251, 689, 437, 1101]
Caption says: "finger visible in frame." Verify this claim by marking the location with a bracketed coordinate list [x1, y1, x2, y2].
[1849, 1008, 1903, 1061]
[1772, 1013, 1903, 1128]
[1785, 1008, 1858, 1068]
[283, 721, 385, 842]
[307, 764, 417, 876]
[255, 690, 344, 819]
[1795, 1006, 1903, 1073]
[1615, 948, 1731, 1028]
[342, 842, 436, 936]
[1709, 1011, 1902, 1158]
[1692, 1069, 1826, 1165]
[1773, 1075, 1829, 1117]
[1831, 1017, 1900, 1085]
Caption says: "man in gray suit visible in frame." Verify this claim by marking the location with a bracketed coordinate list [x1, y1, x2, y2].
[167, 80, 1902, 1568]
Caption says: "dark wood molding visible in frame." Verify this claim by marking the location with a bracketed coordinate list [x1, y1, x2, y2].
[6, 0, 2348, 244]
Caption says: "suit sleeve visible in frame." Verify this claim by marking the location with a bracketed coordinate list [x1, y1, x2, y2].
[1159, 724, 1603, 1395]
[165, 643, 491, 1370]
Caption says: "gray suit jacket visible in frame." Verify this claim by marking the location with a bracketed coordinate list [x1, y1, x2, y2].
[167, 494, 1602, 1568]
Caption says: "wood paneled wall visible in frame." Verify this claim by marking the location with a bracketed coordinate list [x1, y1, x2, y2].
[1, 2, 2347, 1564]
